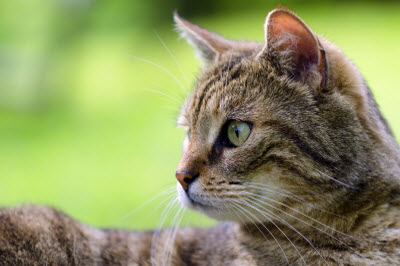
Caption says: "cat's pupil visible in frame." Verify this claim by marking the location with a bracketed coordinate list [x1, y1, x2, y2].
[234, 126, 240, 138]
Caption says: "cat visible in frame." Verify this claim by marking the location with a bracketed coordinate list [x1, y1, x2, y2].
[0, 8, 399, 265]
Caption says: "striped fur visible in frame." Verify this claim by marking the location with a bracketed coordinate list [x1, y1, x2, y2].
[0, 8, 399, 265]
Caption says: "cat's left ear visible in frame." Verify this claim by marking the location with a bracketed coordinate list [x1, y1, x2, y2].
[258, 9, 327, 88]
[174, 12, 234, 66]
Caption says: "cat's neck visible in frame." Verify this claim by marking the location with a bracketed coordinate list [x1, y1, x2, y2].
[234, 201, 400, 264]
[322, 36, 400, 157]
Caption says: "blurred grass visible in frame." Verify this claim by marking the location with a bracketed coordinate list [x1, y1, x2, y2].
[0, 2, 399, 230]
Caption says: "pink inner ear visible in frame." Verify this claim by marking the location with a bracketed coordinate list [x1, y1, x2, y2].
[268, 10, 321, 79]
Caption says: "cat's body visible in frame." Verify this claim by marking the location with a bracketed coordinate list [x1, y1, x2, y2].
[0, 204, 399, 265]
[0, 8, 399, 265]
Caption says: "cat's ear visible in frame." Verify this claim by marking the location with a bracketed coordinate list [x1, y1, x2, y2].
[258, 9, 327, 88]
[174, 12, 234, 66]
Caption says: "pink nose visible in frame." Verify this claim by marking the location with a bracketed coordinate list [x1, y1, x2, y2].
[175, 171, 199, 191]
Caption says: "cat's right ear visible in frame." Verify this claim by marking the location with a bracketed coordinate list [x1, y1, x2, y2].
[258, 9, 327, 88]
[174, 12, 234, 66]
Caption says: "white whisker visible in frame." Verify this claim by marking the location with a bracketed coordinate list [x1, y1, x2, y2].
[129, 55, 186, 92]
[160, 204, 181, 265]
[120, 186, 175, 220]
[231, 201, 288, 263]
[245, 183, 348, 220]
[240, 198, 308, 266]
[154, 30, 190, 93]
[245, 181, 328, 202]
[147, 193, 178, 220]
[245, 195, 328, 265]
[242, 191, 358, 240]
[144, 88, 182, 105]
[151, 81, 185, 101]
[150, 197, 179, 263]
[164, 206, 185, 266]
[315, 169, 359, 190]
[241, 191, 364, 257]
[216, 194, 253, 234]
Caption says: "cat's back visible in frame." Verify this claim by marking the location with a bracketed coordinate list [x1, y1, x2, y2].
[0, 205, 155, 265]
[0, 205, 98, 265]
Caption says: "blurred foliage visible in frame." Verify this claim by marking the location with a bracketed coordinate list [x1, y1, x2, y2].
[0, 0, 399, 230]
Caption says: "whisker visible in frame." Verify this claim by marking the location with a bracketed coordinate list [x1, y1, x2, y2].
[241, 191, 364, 257]
[144, 88, 182, 105]
[230, 200, 288, 264]
[154, 30, 190, 93]
[240, 198, 308, 266]
[121, 193, 177, 231]
[245, 195, 328, 265]
[245, 181, 328, 201]
[213, 192, 232, 217]
[161, 204, 181, 266]
[164, 206, 185, 266]
[129, 55, 186, 92]
[315, 169, 359, 190]
[147, 193, 178, 220]
[216, 194, 253, 234]
[120, 186, 175, 220]
[245, 183, 348, 220]
[150, 198, 179, 263]
[169, 208, 186, 265]
[242, 191, 358, 240]
[229, 201, 272, 246]
[151, 81, 185, 102]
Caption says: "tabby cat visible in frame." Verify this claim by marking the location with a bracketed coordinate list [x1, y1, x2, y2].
[0, 8, 399, 265]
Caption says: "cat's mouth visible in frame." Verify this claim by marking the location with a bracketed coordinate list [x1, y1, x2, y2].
[177, 182, 236, 222]
[179, 187, 211, 209]
[177, 183, 218, 211]
[179, 182, 265, 222]
[186, 193, 212, 209]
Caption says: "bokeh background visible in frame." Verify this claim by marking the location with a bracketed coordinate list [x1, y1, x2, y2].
[1, 0, 399, 230]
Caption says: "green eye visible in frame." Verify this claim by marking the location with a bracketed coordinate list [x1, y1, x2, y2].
[227, 121, 251, 147]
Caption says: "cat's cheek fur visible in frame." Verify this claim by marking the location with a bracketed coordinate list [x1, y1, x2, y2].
[182, 135, 189, 152]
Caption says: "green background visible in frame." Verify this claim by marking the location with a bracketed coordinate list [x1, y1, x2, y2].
[1, 0, 399, 230]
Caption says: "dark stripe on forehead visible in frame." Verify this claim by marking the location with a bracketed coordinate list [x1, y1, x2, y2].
[191, 75, 219, 126]
[199, 63, 244, 115]
[191, 57, 243, 126]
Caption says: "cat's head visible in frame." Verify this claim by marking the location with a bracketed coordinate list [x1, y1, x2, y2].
[173, 9, 399, 229]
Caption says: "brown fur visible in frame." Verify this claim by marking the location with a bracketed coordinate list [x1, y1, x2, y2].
[0, 8, 399, 265]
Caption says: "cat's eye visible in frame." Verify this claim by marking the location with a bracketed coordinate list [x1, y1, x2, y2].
[227, 121, 251, 147]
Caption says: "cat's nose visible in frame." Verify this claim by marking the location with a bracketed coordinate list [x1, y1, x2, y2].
[175, 171, 199, 191]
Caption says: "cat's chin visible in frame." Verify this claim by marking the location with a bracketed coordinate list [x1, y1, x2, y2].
[176, 183, 234, 221]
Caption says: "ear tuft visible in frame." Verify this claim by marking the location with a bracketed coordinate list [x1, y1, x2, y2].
[173, 12, 234, 66]
[259, 9, 327, 87]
